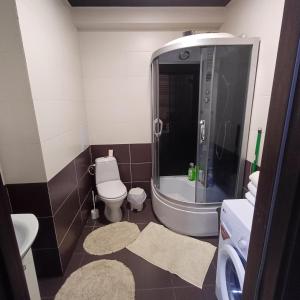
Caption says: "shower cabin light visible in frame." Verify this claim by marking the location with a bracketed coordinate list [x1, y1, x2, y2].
[179, 50, 190, 60]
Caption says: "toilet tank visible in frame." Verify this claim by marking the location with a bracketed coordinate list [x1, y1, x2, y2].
[95, 156, 120, 184]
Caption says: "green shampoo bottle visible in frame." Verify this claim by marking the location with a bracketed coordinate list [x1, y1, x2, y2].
[188, 163, 196, 181]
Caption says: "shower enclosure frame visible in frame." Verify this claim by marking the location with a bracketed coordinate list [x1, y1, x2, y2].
[151, 34, 260, 236]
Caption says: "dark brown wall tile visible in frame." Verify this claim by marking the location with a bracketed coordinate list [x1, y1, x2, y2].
[80, 191, 92, 224]
[48, 161, 77, 214]
[32, 217, 58, 249]
[75, 147, 91, 180]
[32, 248, 62, 278]
[131, 163, 152, 182]
[132, 181, 151, 198]
[130, 143, 152, 163]
[7, 183, 51, 217]
[54, 190, 80, 245]
[78, 172, 92, 204]
[59, 212, 82, 272]
[124, 182, 132, 192]
[118, 163, 131, 182]
[91, 144, 130, 163]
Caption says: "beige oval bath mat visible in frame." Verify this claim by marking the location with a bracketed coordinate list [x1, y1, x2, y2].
[55, 260, 135, 300]
[83, 221, 140, 255]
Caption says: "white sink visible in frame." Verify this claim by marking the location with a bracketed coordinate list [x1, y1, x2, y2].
[11, 214, 39, 258]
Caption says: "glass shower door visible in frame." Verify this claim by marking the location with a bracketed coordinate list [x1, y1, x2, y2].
[196, 47, 216, 203]
[196, 45, 253, 204]
[152, 58, 160, 188]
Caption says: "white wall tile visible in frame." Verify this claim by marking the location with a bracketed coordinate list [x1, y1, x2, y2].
[221, 0, 285, 164]
[0, 0, 46, 184]
[80, 31, 181, 145]
[0, 51, 32, 102]
[0, 100, 40, 145]
[15, 0, 89, 180]
[41, 128, 88, 180]
[0, 143, 46, 184]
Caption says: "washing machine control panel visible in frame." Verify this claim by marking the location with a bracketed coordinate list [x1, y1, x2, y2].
[220, 199, 254, 260]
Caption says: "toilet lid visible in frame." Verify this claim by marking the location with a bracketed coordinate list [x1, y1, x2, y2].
[97, 180, 127, 199]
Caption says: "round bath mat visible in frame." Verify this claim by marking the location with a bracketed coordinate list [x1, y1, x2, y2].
[55, 260, 135, 300]
[83, 221, 140, 255]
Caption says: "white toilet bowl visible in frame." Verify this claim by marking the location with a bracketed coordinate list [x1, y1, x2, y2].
[95, 157, 127, 223]
[96, 180, 127, 222]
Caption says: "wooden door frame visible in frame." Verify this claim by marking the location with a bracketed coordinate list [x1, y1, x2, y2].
[243, 0, 300, 298]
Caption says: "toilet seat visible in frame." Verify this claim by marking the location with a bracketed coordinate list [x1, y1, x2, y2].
[97, 180, 127, 200]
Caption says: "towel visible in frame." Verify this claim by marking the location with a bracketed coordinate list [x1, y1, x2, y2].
[247, 182, 257, 197]
[249, 171, 260, 187]
[245, 191, 256, 206]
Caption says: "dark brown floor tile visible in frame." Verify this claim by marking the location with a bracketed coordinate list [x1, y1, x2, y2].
[91, 144, 130, 163]
[201, 237, 219, 247]
[38, 276, 64, 298]
[81, 249, 173, 289]
[174, 286, 206, 299]
[203, 285, 218, 300]
[131, 163, 152, 182]
[74, 226, 94, 253]
[63, 252, 84, 278]
[128, 199, 159, 223]
[48, 161, 77, 214]
[136, 223, 149, 231]
[130, 143, 152, 163]
[136, 288, 175, 300]
[75, 147, 91, 180]
[175, 285, 217, 300]
[7, 183, 51, 217]
[171, 261, 216, 288]
[84, 216, 96, 227]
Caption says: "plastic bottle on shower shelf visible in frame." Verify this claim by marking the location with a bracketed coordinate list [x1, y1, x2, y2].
[188, 163, 196, 181]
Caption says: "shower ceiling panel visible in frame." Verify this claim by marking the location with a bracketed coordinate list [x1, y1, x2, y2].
[68, 0, 231, 7]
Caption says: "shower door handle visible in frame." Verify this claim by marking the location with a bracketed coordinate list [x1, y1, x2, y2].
[154, 118, 163, 138]
[200, 120, 206, 143]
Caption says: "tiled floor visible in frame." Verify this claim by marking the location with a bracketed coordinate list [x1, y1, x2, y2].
[38, 199, 218, 300]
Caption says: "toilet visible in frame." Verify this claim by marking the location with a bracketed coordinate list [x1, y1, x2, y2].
[95, 156, 127, 222]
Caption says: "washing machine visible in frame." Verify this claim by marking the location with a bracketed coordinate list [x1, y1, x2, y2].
[215, 199, 254, 300]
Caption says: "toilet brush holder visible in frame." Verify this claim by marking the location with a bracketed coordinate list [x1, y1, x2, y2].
[91, 208, 99, 220]
[91, 190, 99, 220]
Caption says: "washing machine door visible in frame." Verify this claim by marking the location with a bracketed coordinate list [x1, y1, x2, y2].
[219, 244, 245, 300]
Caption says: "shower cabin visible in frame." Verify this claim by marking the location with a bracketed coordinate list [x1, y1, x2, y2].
[151, 33, 259, 236]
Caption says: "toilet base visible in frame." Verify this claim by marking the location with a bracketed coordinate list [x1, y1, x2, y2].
[104, 206, 122, 223]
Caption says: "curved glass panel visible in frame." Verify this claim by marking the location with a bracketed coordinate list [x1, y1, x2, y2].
[152, 42, 255, 205]
[225, 258, 242, 300]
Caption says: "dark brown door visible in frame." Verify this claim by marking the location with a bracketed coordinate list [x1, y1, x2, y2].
[243, 0, 300, 299]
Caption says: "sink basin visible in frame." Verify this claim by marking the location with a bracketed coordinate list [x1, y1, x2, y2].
[11, 214, 39, 258]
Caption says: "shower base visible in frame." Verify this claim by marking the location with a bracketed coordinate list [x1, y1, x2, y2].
[151, 178, 220, 237]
